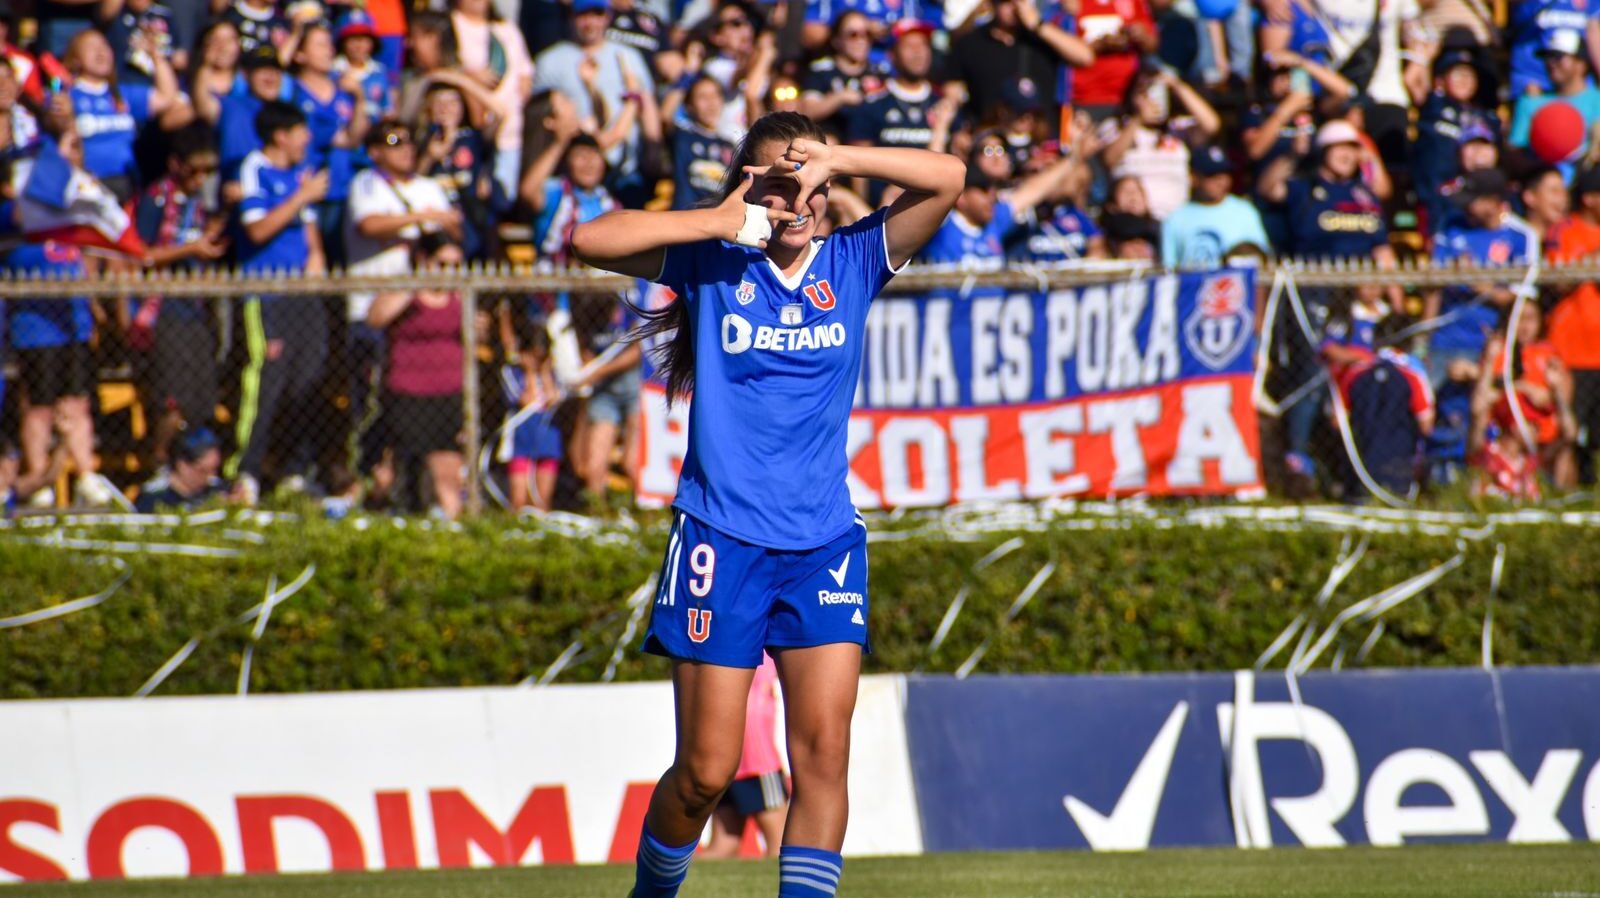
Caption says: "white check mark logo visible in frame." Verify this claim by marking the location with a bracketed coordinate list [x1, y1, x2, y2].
[827, 553, 850, 588]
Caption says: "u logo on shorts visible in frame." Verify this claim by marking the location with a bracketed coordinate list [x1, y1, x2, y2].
[687, 609, 713, 643]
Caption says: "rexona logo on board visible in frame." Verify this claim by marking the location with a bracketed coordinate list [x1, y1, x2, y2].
[905, 668, 1600, 852]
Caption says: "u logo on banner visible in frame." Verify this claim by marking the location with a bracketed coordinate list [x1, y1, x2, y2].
[687, 609, 713, 643]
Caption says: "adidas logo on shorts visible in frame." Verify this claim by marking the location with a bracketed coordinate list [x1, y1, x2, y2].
[851, 609, 864, 626]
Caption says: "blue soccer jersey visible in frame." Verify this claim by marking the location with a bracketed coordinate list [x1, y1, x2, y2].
[1430, 216, 1539, 355]
[5, 242, 90, 349]
[919, 199, 1018, 268]
[67, 82, 151, 183]
[1509, 1, 1599, 98]
[655, 208, 900, 550]
[237, 150, 314, 274]
[294, 81, 357, 202]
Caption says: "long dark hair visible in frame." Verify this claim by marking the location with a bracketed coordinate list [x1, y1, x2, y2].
[631, 111, 827, 405]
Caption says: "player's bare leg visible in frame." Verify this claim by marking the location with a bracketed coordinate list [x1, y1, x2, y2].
[771, 643, 860, 896]
[632, 660, 754, 897]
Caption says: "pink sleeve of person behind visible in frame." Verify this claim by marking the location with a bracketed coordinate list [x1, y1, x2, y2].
[737, 653, 784, 779]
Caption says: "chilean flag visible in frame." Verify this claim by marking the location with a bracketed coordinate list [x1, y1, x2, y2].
[14, 137, 145, 258]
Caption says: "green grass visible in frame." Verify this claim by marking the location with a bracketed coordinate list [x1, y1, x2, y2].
[9, 844, 1599, 897]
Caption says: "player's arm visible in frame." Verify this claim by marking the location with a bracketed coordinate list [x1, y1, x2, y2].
[572, 176, 799, 279]
[765, 141, 965, 268]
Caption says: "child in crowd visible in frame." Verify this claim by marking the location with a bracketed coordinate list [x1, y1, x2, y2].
[501, 314, 563, 512]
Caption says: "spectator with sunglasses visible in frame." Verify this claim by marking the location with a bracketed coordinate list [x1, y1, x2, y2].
[800, 10, 889, 139]
[345, 118, 461, 475]
[132, 124, 229, 468]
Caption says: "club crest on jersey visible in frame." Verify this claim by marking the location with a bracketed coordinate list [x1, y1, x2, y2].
[687, 609, 713, 643]
[781, 304, 803, 325]
[1184, 273, 1251, 371]
[736, 280, 756, 305]
[802, 279, 837, 311]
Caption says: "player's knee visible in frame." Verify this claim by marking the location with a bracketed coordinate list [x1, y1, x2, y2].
[788, 723, 850, 788]
[675, 751, 738, 811]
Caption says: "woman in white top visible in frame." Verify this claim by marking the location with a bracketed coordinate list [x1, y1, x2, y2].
[1099, 67, 1220, 221]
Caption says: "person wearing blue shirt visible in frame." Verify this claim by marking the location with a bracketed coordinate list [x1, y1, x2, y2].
[1508, 0, 1600, 99]
[671, 75, 736, 210]
[921, 152, 1077, 273]
[292, 21, 368, 266]
[1510, 29, 1600, 181]
[220, 45, 287, 185]
[1161, 145, 1270, 268]
[334, 10, 395, 119]
[59, 28, 186, 201]
[1427, 169, 1540, 382]
[227, 101, 330, 500]
[1258, 119, 1397, 483]
[1013, 173, 1106, 263]
[5, 238, 108, 507]
[1425, 169, 1540, 478]
[569, 111, 963, 898]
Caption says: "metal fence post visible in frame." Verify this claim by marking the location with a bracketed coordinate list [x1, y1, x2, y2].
[461, 284, 483, 516]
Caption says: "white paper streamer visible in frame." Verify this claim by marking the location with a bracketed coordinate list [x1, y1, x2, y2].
[1256, 535, 1367, 670]
[1295, 546, 1467, 673]
[527, 640, 583, 687]
[0, 558, 129, 629]
[237, 575, 276, 696]
[601, 575, 658, 684]
[134, 637, 201, 697]
[955, 561, 1056, 679]
[1354, 620, 1385, 663]
[234, 564, 317, 627]
[1252, 269, 1288, 416]
[926, 537, 1027, 659]
[8, 531, 242, 558]
[1482, 542, 1506, 670]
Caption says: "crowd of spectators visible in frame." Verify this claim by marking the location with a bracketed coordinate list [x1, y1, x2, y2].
[1, 0, 1600, 515]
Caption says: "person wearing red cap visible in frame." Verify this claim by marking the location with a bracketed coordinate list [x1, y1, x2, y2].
[846, 20, 957, 159]
[334, 9, 395, 119]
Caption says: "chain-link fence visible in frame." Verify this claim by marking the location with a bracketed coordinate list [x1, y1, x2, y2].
[1257, 262, 1599, 507]
[2, 260, 1597, 517]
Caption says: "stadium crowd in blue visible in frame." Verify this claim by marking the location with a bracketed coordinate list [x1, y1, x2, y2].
[1, 0, 1599, 515]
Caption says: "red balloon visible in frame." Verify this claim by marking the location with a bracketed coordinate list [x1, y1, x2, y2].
[1529, 101, 1586, 164]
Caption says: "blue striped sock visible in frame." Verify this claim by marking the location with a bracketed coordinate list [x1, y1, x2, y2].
[777, 845, 843, 897]
[632, 824, 696, 898]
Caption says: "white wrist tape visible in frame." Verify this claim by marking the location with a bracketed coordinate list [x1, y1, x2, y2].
[735, 203, 773, 247]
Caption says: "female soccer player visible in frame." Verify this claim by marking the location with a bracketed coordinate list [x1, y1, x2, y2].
[571, 111, 962, 898]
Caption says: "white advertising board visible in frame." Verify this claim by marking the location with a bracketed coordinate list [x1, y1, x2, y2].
[0, 675, 920, 882]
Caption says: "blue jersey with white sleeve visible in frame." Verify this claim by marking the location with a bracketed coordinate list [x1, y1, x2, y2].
[1430, 215, 1538, 355]
[655, 209, 900, 549]
[237, 150, 314, 274]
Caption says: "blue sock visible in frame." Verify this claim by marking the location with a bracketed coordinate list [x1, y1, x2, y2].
[633, 823, 697, 898]
[778, 845, 843, 897]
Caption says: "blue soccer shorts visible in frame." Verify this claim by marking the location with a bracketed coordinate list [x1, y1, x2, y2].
[642, 510, 870, 668]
